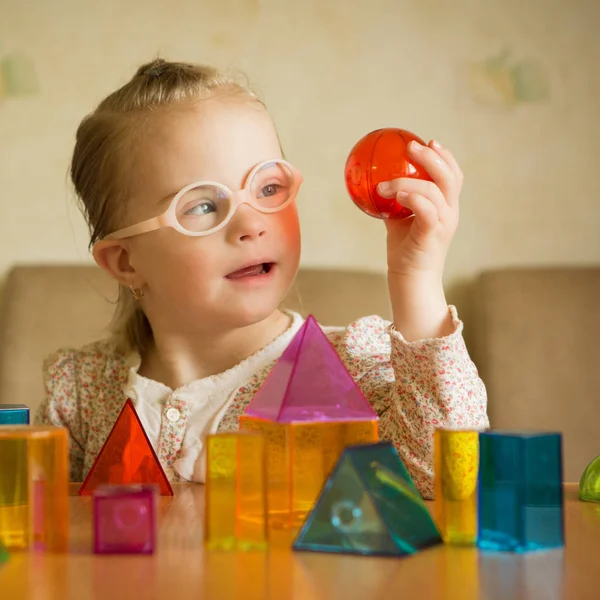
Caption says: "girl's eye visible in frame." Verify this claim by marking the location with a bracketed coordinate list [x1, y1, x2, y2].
[259, 184, 282, 198]
[185, 201, 216, 216]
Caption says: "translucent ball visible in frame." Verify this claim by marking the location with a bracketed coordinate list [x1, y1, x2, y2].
[579, 455, 600, 503]
[344, 128, 432, 220]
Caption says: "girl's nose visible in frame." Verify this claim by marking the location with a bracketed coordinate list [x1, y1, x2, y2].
[226, 202, 267, 242]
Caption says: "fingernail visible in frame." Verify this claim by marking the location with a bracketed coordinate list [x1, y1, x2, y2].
[378, 182, 391, 193]
[409, 140, 421, 151]
[432, 139, 442, 149]
[397, 191, 408, 198]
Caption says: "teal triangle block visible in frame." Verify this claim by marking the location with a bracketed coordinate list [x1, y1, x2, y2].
[293, 442, 442, 556]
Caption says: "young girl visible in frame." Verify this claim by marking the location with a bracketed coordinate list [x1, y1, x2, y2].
[36, 59, 488, 499]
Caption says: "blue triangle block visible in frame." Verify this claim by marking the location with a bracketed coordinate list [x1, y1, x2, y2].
[293, 442, 442, 556]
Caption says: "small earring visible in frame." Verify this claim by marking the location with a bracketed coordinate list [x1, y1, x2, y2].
[130, 285, 144, 301]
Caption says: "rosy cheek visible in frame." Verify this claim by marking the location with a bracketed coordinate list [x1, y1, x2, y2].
[279, 207, 301, 240]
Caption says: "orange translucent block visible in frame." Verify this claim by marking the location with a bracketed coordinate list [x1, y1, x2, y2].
[79, 399, 173, 497]
[205, 432, 267, 551]
[240, 315, 379, 530]
[345, 128, 432, 220]
[239, 417, 378, 530]
[0, 426, 69, 551]
[434, 429, 480, 545]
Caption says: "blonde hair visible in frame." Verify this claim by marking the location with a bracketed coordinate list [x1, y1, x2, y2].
[70, 59, 263, 356]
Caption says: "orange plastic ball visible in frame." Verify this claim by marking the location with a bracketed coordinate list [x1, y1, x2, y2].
[344, 128, 432, 220]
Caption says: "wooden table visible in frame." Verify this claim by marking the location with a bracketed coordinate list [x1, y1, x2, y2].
[0, 483, 598, 599]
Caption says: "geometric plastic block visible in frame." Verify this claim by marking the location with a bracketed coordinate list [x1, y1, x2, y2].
[293, 442, 442, 556]
[0, 426, 69, 551]
[478, 431, 564, 553]
[93, 484, 157, 554]
[239, 418, 378, 530]
[0, 404, 30, 425]
[205, 432, 267, 551]
[344, 128, 432, 220]
[579, 455, 600, 503]
[243, 315, 379, 423]
[0, 541, 8, 564]
[434, 429, 479, 545]
[79, 399, 173, 497]
[240, 315, 379, 531]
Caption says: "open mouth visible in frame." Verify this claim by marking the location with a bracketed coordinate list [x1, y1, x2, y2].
[225, 262, 275, 280]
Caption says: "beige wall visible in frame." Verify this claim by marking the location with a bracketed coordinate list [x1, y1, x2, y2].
[0, 0, 598, 311]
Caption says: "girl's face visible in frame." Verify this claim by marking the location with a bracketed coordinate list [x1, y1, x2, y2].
[116, 97, 301, 333]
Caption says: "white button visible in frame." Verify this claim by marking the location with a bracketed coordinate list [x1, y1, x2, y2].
[166, 408, 181, 423]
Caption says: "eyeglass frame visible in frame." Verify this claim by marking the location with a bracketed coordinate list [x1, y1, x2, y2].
[103, 158, 303, 241]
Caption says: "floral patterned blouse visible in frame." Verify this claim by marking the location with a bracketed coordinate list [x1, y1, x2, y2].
[35, 308, 489, 499]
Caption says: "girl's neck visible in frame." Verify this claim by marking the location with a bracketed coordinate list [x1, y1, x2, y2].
[137, 309, 292, 389]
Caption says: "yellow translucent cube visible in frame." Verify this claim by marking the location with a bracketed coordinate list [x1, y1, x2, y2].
[205, 432, 268, 551]
[433, 428, 479, 545]
[239, 416, 378, 530]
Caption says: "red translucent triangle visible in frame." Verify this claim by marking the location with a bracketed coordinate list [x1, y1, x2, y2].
[79, 399, 173, 496]
[244, 315, 378, 423]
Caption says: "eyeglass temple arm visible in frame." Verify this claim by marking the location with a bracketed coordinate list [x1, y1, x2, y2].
[104, 217, 163, 241]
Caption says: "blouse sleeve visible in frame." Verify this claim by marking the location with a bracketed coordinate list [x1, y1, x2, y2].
[335, 306, 489, 499]
[35, 349, 88, 481]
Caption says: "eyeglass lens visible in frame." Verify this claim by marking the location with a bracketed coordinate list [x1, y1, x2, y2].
[175, 161, 294, 233]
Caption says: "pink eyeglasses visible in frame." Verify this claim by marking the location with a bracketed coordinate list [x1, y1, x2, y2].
[104, 159, 303, 240]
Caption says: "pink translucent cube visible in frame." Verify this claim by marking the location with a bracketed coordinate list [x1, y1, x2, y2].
[93, 484, 157, 554]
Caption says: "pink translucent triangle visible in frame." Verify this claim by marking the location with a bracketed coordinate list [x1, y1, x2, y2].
[244, 315, 377, 423]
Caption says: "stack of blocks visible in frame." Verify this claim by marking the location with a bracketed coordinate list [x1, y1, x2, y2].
[238, 316, 378, 531]
[80, 398, 173, 554]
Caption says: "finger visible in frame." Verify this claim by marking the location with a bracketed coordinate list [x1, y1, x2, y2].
[395, 192, 439, 236]
[377, 178, 450, 216]
[430, 140, 463, 181]
[406, 141, 458, 200]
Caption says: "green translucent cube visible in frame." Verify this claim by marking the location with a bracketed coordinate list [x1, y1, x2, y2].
[0, 541, 8, 564]
[293, 442, 442, 556]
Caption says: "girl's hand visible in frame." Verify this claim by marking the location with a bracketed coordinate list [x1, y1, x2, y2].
[377, 139, 462, 278]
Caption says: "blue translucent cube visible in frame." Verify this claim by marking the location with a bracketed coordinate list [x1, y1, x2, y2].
[0, 405, 29, 425]
[478, 431, 564, 552]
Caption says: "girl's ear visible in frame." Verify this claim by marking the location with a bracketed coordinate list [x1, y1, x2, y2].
[92, 240, 144, 289]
